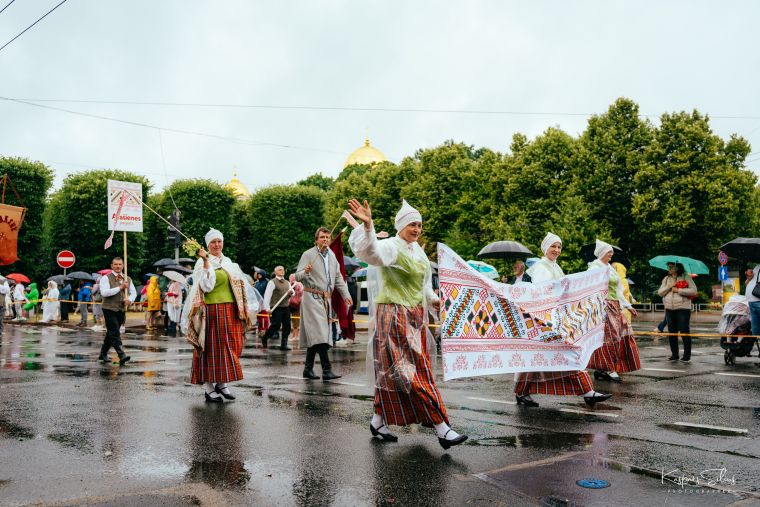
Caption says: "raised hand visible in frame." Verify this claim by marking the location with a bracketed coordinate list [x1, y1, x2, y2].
[348, 199, 372, 224]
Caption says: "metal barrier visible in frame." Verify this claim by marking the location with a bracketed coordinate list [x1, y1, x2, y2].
[632, 302, 652, 312]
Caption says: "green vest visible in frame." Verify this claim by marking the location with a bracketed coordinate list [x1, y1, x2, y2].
[204, 269, 234, 304]
[376, 247, 427, 307]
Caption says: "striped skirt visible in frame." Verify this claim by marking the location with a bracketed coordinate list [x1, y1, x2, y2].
[588, 300, 641, 373]
[191, 303, 244, 384]
[373, 303, 448, 427]
[514, 370, 593, 396]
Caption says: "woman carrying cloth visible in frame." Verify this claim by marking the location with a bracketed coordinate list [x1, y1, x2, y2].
[348, 199, 468, 450]
[181, 228, 261, 403]
[586, 240, 640, 382]
[514, 233, 612, 408]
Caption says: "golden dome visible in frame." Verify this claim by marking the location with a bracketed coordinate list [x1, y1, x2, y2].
[343, 137, 387, 168]
[224, 170, 251, 200]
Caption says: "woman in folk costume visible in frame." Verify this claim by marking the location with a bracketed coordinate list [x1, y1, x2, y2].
[586, 240, 641, 382]
[41, 280, 60, 323]
[348, 198, 468, 450]
[145, 276, 162, 330]
[181, 229, 261, 403]
[514, 233, 612, 408]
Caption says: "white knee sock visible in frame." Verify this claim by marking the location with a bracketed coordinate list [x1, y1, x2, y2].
[371, 414, 390, 434]
[204, 382, 220, 397]
[217, 382, 231, 394]
[609, 372, 620, 378]
[434, 422, 460, 440]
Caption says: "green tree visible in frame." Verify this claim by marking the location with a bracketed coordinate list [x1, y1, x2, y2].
[243, 185, 326, 272]
[43, 170, 152, 276]
[297, 172, 335, 192]
[0, 157, 55, 280]
[142, 180, 237, 273]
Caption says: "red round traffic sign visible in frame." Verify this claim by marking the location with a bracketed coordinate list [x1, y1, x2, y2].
[718, 251, 728, 266]
[57, 250, 76, 269]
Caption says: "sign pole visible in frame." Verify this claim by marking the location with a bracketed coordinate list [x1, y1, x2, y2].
[123, 231, 128, 279]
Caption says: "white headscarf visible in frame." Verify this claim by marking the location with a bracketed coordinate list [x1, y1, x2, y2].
[204, 228, 223, 246]
[394, 200, 422, 232]
[594, 239, 613, 259]
[540, 232, 562, 255]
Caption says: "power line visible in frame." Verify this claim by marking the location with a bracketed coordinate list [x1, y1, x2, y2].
[0, 96, 340, 154]
[0, 0, 17, 15]
[5, 96, 760, 120]
[0, 0, 68, 53]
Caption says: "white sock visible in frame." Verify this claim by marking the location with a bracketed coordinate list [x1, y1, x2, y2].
[434, 422, 460, 440]
[217, 382, 231, 394]
[371, 414, 390, 434]
[609, 372, 620, 378]
[204, 382, 219, 396]
[521, 394, 534, 401]
[582, 390, 596, 397]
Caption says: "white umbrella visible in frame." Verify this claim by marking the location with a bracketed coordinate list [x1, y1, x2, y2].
[163, 270, 188, 285]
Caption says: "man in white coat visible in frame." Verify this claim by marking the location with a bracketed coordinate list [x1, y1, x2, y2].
[295, 227, 352, 380]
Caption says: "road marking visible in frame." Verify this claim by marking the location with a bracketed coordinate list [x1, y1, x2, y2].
[559, 408, 619, 418]
[279, 375, 307, 380]
[466, 396, 517, 405]
[642, 367, 685, 373]
[715, 372, 760, 378]
[325, 380, 365, 387]
[672, 422, 748, 434]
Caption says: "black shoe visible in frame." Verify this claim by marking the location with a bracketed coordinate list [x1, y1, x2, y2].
[279, 346, 292, 351]
[303, 368, 320, 380]
[515, 394, 539, 407]
[118, 355, 131, 366]
[261, 337, 268, 349]
[583, 393, 612, 407]
[370, 423, 398, 442]
[204, 392, 224, 403]
[322, 370, 342, 380]
[214, 384, 236, 400]
[98, 356, 109, 363]
[667, 356, 679, 361]
[438, 430, 468, 450]
[680, 357, 691, 363]
[594, 370, 612, 381]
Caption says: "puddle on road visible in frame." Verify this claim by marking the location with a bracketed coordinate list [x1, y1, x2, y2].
[0, 418, 35, 439]
[659, 423, 748, 437]
[185, 460, 251, 490]
[467, 433, 596, 449]
[47, 432, 94, 453]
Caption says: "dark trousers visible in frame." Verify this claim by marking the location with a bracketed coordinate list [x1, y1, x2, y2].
[264, 307, 291, 346]
[60, 301, 69, 321]
[305, 343, 331, 372]
[666, 308, 692, 359]
[101, 309, 127, 358]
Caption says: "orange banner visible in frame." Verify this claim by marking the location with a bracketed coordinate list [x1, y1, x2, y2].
[0, 203, 25, 265]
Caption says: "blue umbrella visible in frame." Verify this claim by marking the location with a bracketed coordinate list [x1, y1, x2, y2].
[353, 268, 367, 278]
[466, 260, 499, 279]
[649, 255, 708, 275]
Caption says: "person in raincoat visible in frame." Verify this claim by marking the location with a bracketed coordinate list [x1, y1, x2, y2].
[514, 233, 612, 408]
[586, 240, 641, 383]
[23, 282, 38, 319]
[180, 229, 261, 402]
[347, 198, 468, 449]
[166, 278, 183, 336]
[41, 281, 60, 323]
[145, 276, 162, 330]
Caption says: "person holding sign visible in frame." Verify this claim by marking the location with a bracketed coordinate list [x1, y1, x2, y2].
[347, 199, 468, 449]
[98, 257, 136, 365]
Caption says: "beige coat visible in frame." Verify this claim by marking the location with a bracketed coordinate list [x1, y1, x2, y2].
[657, 274, 697, 310]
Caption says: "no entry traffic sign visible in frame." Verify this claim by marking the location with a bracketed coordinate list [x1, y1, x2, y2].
[57, 250, 76, 269]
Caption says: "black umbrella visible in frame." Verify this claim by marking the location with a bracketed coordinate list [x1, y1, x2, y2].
[478, 241, 533, 260]
[67, 271, 95, 281]
[720, 237, 760, 262]
[153, 258, 176, 267]
[46, 274, 71, 285]
[579, 243, 631, 269]
[177, 257, 195, 265]
[164, 264, 192, 275]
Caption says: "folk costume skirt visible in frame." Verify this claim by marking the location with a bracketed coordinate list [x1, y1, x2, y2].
[373, 303, 449, 427]
[587, 300, 641, 373]
[191, 303, 244, 384]
[514, 371, 594, 396]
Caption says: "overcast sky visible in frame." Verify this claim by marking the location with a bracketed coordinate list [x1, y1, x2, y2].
[1, 1, 759, 194]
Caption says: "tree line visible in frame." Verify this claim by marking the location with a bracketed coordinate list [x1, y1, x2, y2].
[4, 98, 758, 300]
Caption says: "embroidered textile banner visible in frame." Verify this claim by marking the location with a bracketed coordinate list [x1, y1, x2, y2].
[438, 243, 609, 381]
[0, 203, 25, 266]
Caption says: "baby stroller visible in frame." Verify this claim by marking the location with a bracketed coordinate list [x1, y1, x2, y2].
[718, 296, 759, 365]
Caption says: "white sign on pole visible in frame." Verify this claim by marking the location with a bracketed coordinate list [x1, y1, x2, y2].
[107, 179, 143, 232]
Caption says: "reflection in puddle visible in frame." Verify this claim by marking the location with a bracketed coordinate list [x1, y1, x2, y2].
[47, 432, 94, 453]
[468, 433, 596, 449]
[0, 418, 35, 439]
[186, 460, 251, 490]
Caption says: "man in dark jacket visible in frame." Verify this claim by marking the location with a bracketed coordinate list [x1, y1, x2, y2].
[507, 260, 532, 284]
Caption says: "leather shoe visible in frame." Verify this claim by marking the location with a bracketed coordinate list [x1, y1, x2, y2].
[261, 337, 268, 349]
[303, 368, 320, 380]
[438, 430, 468, 450]
[119, 355, 131, 366]
[214, 384, 236, 400]
[583, 393, 612, 407]
[98, 356, 109, 363]
[204, 392, 223, 403]
[667, 356, 679, 361]
[515, 394, 539, 407]
[593, 370, 612, 381]
[370, 423, 398, 442]
[680, 357, 690, 362]
[279, 346, 292, 351]
[322, 370, 342, 380]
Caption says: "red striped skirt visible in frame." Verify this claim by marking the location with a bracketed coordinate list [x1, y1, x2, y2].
[514, 371, 593, 396]
[373, 303, 448, 427]
[588, 300, 641, 373]
[257, 311, 270, 332]
[191, 303, 244, 384]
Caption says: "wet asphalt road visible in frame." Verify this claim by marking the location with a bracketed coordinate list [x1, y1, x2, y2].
[0, 322, 759, 507]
